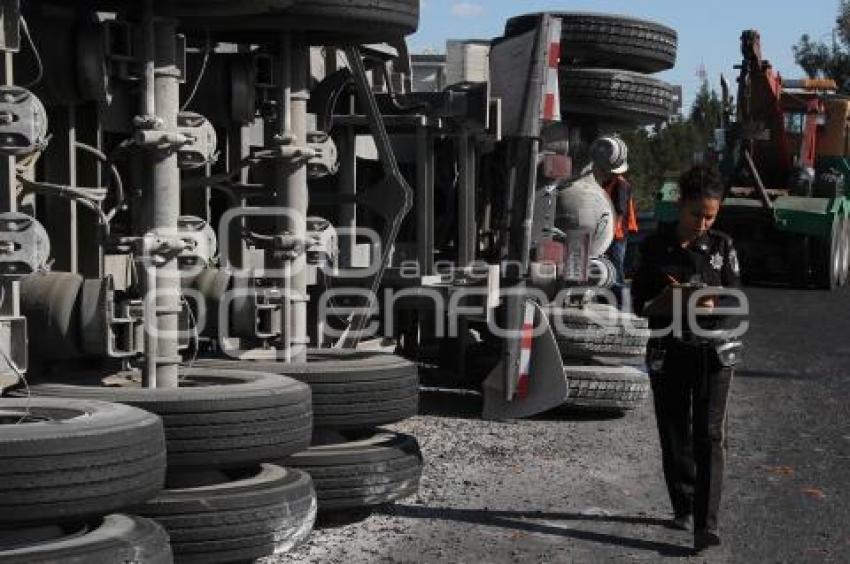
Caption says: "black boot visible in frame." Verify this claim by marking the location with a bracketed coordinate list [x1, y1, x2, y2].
[670, 512, 692, 531]
[693, 529, 721, 553]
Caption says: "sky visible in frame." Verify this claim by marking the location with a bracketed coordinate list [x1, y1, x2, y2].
[409, 0, 840, 112]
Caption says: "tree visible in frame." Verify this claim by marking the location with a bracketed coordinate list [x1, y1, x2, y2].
[622, 80, 722, 211]
[690, 80, 723, 135]
[793, 1, 850, 88]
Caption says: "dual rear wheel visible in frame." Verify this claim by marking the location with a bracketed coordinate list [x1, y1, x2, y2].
[810, 215, 849, 290]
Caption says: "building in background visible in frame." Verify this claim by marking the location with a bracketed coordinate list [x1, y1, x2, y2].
[412, 40, 491, 92]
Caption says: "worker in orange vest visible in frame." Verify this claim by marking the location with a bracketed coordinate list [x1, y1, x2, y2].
[589, 136, 639, 306]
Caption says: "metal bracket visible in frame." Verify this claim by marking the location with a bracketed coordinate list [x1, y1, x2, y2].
[272, 233, 308, 261]
[230, 273, 283, 341]
[176, 216, 217, 266]
[0, 87, 48, 156]
[79, 276, 142, 358]
[0, 212, 49, 279]
[103, 19, 138, 82]
[306, 130, 339, 178]
[306, 217, 338, 266]
[134, 128, 190, 151]
[122, 223, 212, 269]
[251, 134, 316, 165]
[176, 112, 218, 169]
[334, 46, 414, 349]
[0, 315, 26, 381]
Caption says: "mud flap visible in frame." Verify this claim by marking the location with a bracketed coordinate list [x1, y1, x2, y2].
[482, 300, 568, 420]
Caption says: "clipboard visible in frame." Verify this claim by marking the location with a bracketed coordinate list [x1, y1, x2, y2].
[642, 283, 721, 317]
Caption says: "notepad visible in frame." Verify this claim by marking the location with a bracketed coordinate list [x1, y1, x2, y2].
[641, 283, 721, 317]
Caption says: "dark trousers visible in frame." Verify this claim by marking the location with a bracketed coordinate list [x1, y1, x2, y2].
[649, 342, 733, 533]
[606, 236, 628, 306]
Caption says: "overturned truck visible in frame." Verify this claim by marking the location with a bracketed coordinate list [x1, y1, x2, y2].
[0, 4, 676, 562]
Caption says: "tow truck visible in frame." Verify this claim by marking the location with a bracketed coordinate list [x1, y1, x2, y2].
[656, 29, 850, 289]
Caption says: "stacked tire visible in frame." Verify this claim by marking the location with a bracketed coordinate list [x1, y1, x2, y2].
[0, 398, 172, 563]
[173, 0, 420, 43]
[16, 368, 317, 563]
[194, 349, 424, 514]
[506, 12, 678, 125]
[549, 304, 651, 415]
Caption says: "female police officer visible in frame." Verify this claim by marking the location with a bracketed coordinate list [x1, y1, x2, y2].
[631, 164, 744, 553]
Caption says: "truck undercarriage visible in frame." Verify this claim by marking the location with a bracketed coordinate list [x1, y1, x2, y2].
[0, 3, 677, 560]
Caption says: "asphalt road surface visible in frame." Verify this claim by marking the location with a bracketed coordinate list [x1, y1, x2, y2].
[283, 286, 849, 563]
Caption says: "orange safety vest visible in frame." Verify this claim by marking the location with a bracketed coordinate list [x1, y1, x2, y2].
[604, 175, 639, 240]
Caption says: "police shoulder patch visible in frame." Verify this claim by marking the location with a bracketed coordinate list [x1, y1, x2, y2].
[728, 248, 740, 275]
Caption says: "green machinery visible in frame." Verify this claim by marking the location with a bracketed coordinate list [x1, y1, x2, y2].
[655, 29, 850, 289]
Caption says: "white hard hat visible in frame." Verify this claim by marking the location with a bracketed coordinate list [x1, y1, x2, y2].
[589, 136, 629, 175]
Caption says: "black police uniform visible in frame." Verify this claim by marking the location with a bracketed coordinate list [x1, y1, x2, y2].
[631, 222, 743, 540]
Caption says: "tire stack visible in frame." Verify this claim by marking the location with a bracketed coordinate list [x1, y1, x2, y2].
[194, 349, 424, 514]
[16, 368, 318, 563]
[549, 304, 651, 415]
[169, 0, 426, 516]
[0, 398, 172, 563]
[506, 12, 678, 125]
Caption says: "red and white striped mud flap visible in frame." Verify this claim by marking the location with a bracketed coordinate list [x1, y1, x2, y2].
[540, 17, 562, 123]
[482, 300, 568, 421]
[516, 301, 536, 399]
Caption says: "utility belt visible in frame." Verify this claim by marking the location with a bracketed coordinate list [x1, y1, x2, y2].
[647, 334, 743, 372]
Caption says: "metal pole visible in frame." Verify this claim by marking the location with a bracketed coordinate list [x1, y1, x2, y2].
[76, 103, 104, 278]
[142, 3, 156, 118]
[415, 124, 434, 274]
[42, 106, 76, 272]
[0, 52, 17, 318]
[458, 129, 476, 267]
[142, 7, 181, 388]
[278, 34, 309, 362]
[143, 261, 157, 388]
[68, 106, 78, 273]
[227, 124, 251, 269]
[338, 126, 357, 269]
[141, 0, 157, 389]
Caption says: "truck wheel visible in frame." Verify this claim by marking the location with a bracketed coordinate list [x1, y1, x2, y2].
[282, 431, 423, 511]
[840, 216, 850, 286]
[136, 465, 315, 563]
[505, 13, 677, 73]
[549, 304, 649, 359]
[561, 365, 650, 413]
[194, 350, 419, 431]
[286, 0, 419, 35]
[0, 515, 172, 564]
[559, 68, 675, 124]
[172, 0, 296, 15]
[814, 218, 841, 290]
[0, 399, 166, 525]
[20, 272, 84, 360]
[176, 0, 420, 40]
[557, 332, 648, 358]
[19, 368, 312, 468]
